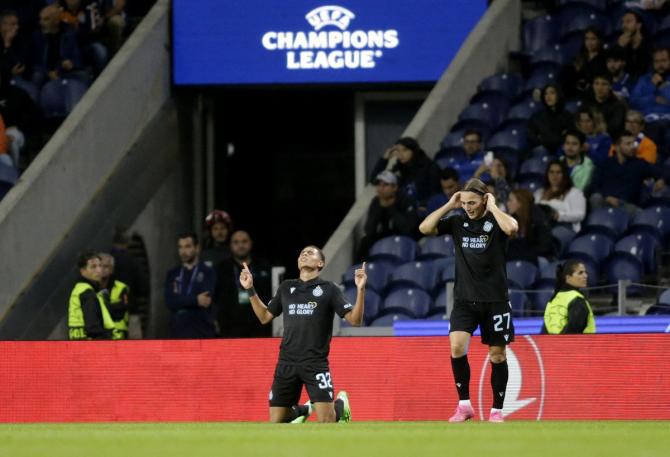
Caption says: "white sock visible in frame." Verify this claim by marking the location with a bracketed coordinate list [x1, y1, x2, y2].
[459, 400, 472, 407]
[490, 408, 503, 413]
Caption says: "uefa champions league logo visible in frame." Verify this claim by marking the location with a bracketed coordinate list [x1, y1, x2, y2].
[305, 6, 355, 30]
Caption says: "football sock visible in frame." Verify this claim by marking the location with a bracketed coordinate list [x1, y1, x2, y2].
[491, 360, 509, 410]
[334, 398, 344, 421]
[289, 404, 309, 421]
[451, 355, 471, 400]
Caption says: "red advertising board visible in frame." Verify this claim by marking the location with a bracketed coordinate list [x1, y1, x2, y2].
[0, 335, 668, 422]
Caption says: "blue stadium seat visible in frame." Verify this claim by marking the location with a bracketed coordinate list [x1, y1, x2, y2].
[530, 44, 571, 67]
[556, 0, 607, 11]
[40, 78, 89, 118]
[647, 289, 670, 314]
[522, 14, 559, 54]
[519, 156, 550, 176]
[343, 287, 381, 325]
[477, 73, 523, 99]
[450, 119, 492, 140]
[369, 235, 417, 264]
[440, 261, 456, 283]
[659, 289, 670, 305]
[382, 287, 432, 319]
[531, 145, 552, 159]
[506, 260, 539, 289]
[486, 127, 528, 152]
[342, 260, 393, 293]
[441, 130, 466, 149]
[614, 233, 660, 275]
[564, 98, 583, 113]
[387, 261, 438, 292]
[516, 175, 544, 193]
[558, 10, 610, 40]
[495, 118, 529, 134]
[551, 225, 577, 257]
[524, 63, 561, 94]
[540, 259, 561, 280]
[369, 311, 413, 327]
[583, 207, 630, 238]
[417, 235, 455, 260]
[458, 102, 505, 127]
[432, 288, 448, 316]
[508, 290, 528, 316]
[566, 233, 614, 264]
[506, 100, 541, 121]
[603, 252, 644, 294]
[470, 91, 511, 115]
[631, 206, 670, 245]
[529, 278, 556, 314]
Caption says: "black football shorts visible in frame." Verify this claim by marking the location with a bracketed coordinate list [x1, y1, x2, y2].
[450, 300, 515, 346]
[269, 362, 335, 407]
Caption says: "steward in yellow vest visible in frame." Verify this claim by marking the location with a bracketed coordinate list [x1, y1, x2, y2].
[542, 259, 596, 334]
[99, 253, 130, 340]
[68, 251, 115, 340]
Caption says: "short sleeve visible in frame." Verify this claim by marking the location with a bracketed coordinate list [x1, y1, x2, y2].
[267, 285, 283, 317]
[330, 284, 353, 318]
[436, 214, 459, 235]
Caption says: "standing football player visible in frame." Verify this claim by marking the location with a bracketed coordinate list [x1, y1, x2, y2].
[420, 178, 518, 423]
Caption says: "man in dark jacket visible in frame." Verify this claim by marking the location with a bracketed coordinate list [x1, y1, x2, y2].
[356, 170, 419, 261]
[582, 74, 628, 137]
[216, 230, 272, 338]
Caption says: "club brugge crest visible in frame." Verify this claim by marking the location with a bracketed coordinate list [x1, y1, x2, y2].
[313, 285, 323, 297]
[483, 221, 493, 232]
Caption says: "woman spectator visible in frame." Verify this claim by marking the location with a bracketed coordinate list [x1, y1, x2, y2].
[534, 160, 587, 232]
[370, 136, 441, 209]
[542, 259, 596, 334]
[506, 188, 555, 264]
[563, 28, 608, 98]
[528, 84, 575, 154]
[575, 106, 611, 166]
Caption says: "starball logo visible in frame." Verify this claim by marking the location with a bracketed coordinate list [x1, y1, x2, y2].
[261, 5, 399, 70]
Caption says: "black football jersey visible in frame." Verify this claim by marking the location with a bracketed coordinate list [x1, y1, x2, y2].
[268, 277, 352, 365]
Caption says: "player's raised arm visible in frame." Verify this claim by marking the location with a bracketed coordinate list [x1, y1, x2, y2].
[419, 192, 461, 236]
[240, 262, 275, 325]
[344, 262, 367, 326]
[485, 193, 518, 236]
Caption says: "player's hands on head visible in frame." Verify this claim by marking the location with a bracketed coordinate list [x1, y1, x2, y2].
[485, 193, 496, 210]
[239, 262, 254, 289]
[447, 191, 462, 209]
[354, 262, 367, 290]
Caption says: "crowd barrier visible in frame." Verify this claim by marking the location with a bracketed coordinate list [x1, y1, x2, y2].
[1, 335, 668, 422]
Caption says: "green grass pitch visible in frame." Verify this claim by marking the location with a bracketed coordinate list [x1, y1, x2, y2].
[0, 422, 668, 457]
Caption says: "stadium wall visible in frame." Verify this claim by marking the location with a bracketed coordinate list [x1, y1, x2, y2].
[1, 335, 668, 422]
[321, 0, 521, 282]
[0, 0, 187, 339]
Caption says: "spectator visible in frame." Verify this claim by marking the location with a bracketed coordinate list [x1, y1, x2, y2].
[560, 129, 595, 193]
[109, 226, 147, 315]
[582, 74, 628, 137]
[605, 45, 634, 101]
[164, 232, 217, 339]
[533, 160, 586, 232]
[0, 70, 40, 168]
[99, 0, 127, 55]
[357, 170, 419, 261]
[575, 106, 612, 166]
[615, 9, 651, 80]
[68, 250, 113, 340]
[506, 188, 555, 264]
[0, 114, 10, 168]
[542, 259, 595, 334]
[426, 167, 461, 214]
[590, 130, 665, 215]
[563, 27, 607, 97]
[0, 9, 33, 97]
[200, 209, 233, 268]
[629, 47, 670, 117]
[453, 129, 485, 181]
[60, 0, 108, 75]
[215, 230, 272, 338]
[370, 136, 441, 208]
[474, 156, 512, 210]
[98, 252, 130, 340]
[32, 4, 87, 86]
[608, 110, 657, 164]
[528, 84, 574, 154]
